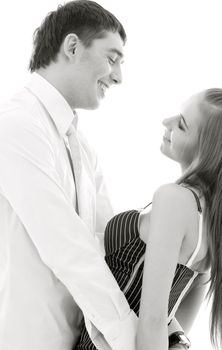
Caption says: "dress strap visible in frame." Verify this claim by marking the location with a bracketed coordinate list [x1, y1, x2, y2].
[184, 188, 203, 268]
[186, 214, 203, 268]
[186, 188, 202, 213]
[142, 187, 202, 213]
[142, 202, 152, 210]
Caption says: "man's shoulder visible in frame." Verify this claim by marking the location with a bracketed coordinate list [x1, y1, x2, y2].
[0, 88, 51, 133]
[0, 88, 37, 119]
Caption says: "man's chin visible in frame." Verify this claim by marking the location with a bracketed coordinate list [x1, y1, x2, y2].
[88, 98, 102, 110]
[77, 100, 100, 111]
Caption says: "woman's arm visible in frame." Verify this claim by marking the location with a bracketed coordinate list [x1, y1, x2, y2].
[137, 184, 196, 350]
[174, 272, 210, 333]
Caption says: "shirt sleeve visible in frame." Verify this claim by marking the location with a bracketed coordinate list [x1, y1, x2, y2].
[0, 111, 137, 350]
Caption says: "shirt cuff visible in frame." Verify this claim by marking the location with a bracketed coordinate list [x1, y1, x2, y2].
[85, 310, 138, 350]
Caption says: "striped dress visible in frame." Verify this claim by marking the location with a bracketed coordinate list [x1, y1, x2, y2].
[76, 190, 203, 350]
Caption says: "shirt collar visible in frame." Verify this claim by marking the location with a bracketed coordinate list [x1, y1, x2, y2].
[25, 72, 77, 136]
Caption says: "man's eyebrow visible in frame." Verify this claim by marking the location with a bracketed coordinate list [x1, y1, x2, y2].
[180, 114, 188, 129]
[108, 48, 124, 59]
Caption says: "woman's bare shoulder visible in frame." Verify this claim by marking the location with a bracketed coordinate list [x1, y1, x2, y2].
[139, 184, 200, 243]
[153, 183, 198, 209]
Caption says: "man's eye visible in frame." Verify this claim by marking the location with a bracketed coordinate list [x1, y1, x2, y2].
[108, 57, 115, 65]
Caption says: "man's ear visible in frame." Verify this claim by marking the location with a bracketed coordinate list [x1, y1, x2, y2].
[63, 33, 80, 60]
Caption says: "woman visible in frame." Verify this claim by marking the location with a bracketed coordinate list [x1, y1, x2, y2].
[77, 88, 222, 350]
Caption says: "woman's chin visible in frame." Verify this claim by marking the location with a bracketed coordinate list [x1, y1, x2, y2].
[160, 144, 178, 163]
[160, 143, 170, 158]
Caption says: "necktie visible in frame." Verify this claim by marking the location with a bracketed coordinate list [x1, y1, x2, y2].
[66, 114, 96, 234]
[66, 121, 82, 215]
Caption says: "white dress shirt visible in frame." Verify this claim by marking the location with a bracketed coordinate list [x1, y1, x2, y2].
[0, 73, 137, 350]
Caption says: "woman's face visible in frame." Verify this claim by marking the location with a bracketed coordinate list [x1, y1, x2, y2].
[161, 92, 204, 170]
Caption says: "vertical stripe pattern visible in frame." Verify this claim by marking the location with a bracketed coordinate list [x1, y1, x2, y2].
[76, 209, 199, 349]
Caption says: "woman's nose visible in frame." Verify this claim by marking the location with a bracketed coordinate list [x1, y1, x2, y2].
[162, 116, 177, 128]
[162, 117, 172, 128]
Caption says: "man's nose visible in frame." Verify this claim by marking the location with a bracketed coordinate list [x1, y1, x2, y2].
[110, 65, 122, 85]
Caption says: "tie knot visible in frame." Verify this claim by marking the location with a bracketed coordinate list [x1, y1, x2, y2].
[66, 123, 76, 137]
[66, 111, 78, 137]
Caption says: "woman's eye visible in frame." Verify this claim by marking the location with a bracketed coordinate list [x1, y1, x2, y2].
[178, 120, 185, 130]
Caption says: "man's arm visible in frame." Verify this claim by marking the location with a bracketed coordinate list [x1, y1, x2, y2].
[0, 112, 137, 350]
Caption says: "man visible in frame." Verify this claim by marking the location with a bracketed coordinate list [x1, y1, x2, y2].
[0, 1, 137, 350]
[0, 1, 198, 349]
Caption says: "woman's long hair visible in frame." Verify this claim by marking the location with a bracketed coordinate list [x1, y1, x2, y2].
[177, 88, 222, 349]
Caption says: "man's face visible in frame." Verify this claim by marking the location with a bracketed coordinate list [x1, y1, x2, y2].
[67, 31, 124, 110]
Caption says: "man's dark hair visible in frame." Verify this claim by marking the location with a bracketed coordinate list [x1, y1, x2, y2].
[29, 0, 126, 72]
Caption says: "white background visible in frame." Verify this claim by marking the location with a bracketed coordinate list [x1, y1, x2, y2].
[1, 1, 222, 348]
